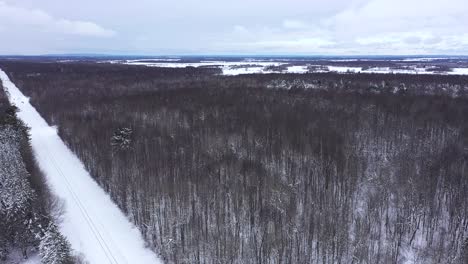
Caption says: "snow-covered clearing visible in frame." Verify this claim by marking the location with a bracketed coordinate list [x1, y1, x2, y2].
[286, 65, 309, 73]
[112, 59, 468, 76]
[0, 69, 162, 264]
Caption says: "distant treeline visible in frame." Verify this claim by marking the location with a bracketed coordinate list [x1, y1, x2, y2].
[2, 61, 468, 264]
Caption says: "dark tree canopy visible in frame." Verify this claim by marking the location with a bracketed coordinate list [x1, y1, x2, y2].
[2, 61, 468, 264]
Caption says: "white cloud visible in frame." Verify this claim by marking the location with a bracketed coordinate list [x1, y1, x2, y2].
[233, 25, 248, 34]
[223, 0, 468, 54]
[327, 0, 466, 36]
[55, 20, 115, 37]
[282, 19, 307, 29]
[1, 0, 468, 54]
[0, 1, 115, 37]
[217, 34, 336, 54]
[249, 38, 335, 49]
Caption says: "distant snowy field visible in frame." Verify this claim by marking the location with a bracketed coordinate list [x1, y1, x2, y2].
[106, 58, 468, 76]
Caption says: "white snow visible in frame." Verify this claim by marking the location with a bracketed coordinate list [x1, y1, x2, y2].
[20, 255, 40, 264]
[449, 68, 468, 75]
[223, 64, 310, 75]
[127, 58, 181, 62]
[105, 59, 468, 76]
[0, 69, 162, 264]
[398, 57, 450, 62]
[286, 65, 309, 73]
[4, 249, 40, 264]
[327, 66, 362, 73]
[123, 60, 284, 68]
[222, 66, 267, 75]
[325, 57, 452, 62]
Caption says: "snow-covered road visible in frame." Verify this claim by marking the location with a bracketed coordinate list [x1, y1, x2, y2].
[0, 69, 162, 264]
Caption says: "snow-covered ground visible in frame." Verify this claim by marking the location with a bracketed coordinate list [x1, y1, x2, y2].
[110, 59, 468, 76]
[286, 65, 310, 74]
[450, 67, 468, 75]
[115, 60, 286, 75]
[4, 250, 40, 264]
[327, 66, 361, 73]
[21, 255, 40, 264]
[0, 69, 162, 264]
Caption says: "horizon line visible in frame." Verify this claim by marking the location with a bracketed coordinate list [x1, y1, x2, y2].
[2, 53, 468, 58]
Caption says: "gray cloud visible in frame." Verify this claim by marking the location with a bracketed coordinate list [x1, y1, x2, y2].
[0, 0, 467, 55]
[0, 1, 115, 37]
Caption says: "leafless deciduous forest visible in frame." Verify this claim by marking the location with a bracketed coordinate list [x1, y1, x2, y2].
[2, 61, 468, 263]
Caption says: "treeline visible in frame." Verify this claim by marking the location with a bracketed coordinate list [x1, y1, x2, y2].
[2, 61, 468, 263]
[0, 83, 75, 263]
[2, 61, 468, 109]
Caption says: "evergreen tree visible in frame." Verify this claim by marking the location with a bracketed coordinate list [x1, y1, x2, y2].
[39, 223, 73, 264]
[0, 88, 72, 261]
[111, 127, 133, 150]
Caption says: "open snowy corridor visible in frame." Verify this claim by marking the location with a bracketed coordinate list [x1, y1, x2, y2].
[0, 69, 162, 264]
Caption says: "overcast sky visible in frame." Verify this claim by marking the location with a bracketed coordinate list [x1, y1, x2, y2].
[0, 0, 467, 55]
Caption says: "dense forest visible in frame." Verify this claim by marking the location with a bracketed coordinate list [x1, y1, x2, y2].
[0, 81, 76, 263]
[1, 61, 468, 263]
